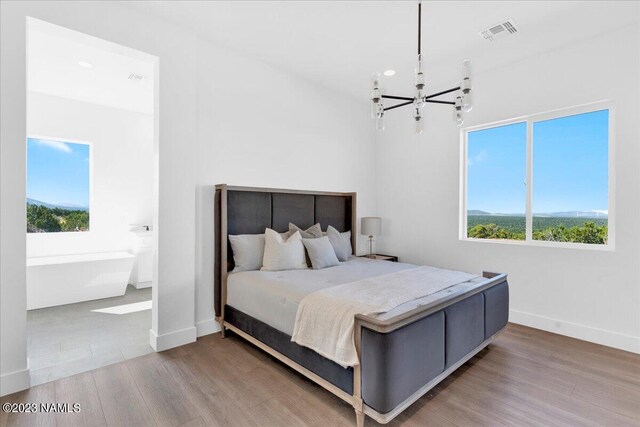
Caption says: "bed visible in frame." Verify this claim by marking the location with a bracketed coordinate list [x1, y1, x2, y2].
[214, 184, 509, 426]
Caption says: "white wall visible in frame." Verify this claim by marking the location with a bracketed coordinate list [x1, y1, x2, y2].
[193, 41, 377, 335]
[1, 0, 198, 395]
[1, 1, 29, 396]
[27, 92, 153, 258]
[375, 24, 640, 353]
[1, 1, 376, 395]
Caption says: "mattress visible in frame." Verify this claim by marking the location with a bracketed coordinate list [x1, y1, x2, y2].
[227, 257, 484, 336]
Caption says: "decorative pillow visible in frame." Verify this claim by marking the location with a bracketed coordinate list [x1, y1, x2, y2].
[326, 226, 352, 261]
[289, 223, 323, 239]
[302, 236, 340, 270]
[279, 230, 292, 240]
[261, 229, 308, 271]
[229, 234, 265, 272]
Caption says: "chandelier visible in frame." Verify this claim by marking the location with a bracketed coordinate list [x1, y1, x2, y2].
[370, 2, 473, 133]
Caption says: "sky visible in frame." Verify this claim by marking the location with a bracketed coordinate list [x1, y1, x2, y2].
[27, 138, 90, 208]
[467, 109, 608, 215]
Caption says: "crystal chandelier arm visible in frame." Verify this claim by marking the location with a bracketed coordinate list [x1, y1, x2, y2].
[382, 95, 414, 101]
[423, 86, 461, 100]
[424, 99, 455, 105]
[381, 89, 459, 112]
[384, 100, 414, 111]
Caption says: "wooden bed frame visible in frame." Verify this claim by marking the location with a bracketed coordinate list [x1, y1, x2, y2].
[214, 184, 508, 426]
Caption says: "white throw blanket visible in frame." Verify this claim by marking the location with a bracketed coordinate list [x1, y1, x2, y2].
[291, 266, 477, 367]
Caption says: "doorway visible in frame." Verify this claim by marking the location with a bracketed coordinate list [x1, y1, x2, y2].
[25, 18, 159, 386]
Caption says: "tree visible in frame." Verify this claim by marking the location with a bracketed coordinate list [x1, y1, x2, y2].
[32, 207, 61, 232]
[62, 211, 89, 231]
[468, 223, 511, 239]
[468, 220, 607, 245]
[533, 226, 568, 242]
[27, 204, 89, 233]
[566, 222, 606, 244]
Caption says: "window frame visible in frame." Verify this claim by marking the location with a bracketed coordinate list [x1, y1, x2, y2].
[26, 134, 94, 234]
[459, 101, 615, 251]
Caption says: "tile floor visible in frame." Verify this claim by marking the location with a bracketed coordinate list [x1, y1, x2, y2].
[27, 285, 152, 386]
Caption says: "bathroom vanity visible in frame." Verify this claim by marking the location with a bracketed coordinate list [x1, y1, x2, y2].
[129, 230, 152, 289]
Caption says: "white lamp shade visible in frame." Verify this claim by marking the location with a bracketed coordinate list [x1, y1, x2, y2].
[361, 217, 382, 236]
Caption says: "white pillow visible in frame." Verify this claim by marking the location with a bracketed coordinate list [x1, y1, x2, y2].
[326, 226, 352, 261]
[279, 230, 292, 240]
[302, 236, 340, 269]
[229, 234, 265, 272]
[289, 223, 323, 239]
[261, 229, 308, 271]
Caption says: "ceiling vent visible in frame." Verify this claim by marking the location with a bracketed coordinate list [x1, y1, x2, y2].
[479, 20, 518, 41]
[128, 73, 146, 82]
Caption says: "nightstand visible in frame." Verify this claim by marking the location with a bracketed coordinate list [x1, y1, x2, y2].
[359, 254, 398, 262]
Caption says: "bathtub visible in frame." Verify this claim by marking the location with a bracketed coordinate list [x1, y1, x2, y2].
[27, 251, 135, 310]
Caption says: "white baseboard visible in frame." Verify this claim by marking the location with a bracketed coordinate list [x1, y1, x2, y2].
[509, 309, 640, 354]
[195, 318, 221, 337]
[1, 366, 30, 397]
[149, 326, 197, 352]
[132, 281, 152, 290]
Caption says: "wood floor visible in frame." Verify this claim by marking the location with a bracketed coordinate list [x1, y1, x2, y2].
[2, 323, 639, 427]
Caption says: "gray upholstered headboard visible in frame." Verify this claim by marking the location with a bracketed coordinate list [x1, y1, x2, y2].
[214, 185, 357, 318]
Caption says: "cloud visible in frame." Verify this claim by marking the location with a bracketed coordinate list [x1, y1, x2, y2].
[468, 150, 487, 166]
[35, 139, 72, 153]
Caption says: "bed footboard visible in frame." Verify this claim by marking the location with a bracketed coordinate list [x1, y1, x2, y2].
[354, 273, 509, 425]
[223, 273, 508, 427]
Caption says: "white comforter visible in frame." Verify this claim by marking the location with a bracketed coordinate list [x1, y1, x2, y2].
[291, 266, 477, 367]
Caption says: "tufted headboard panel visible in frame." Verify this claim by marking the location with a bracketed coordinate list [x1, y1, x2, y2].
[214, 185, 356, 318]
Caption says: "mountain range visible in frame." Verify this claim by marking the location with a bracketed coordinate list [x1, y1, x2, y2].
[27, 198, 89, 212]
[468, 209, 607, 218]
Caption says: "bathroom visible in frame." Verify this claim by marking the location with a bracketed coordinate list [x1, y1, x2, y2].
[25, 18, 157, 385]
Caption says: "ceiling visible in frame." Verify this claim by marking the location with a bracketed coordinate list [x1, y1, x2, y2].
[128, 1, 639, 102]
[28, 18, 156, 114]
[27, 2, 638, 111]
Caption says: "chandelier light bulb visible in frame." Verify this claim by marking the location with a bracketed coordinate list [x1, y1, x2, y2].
[376, 111, 385, 131]
[414, 108, 424, 134]
[371, 72, 382, 96]
[454, 96, 464, 127]
[461, 60, 473, 112]
[371, 72, 382, 88]
[371, 72, 383, 118]
[371, 98, 383, 119]
[462, 59, 472, 80]
[462, 90, 473, 113]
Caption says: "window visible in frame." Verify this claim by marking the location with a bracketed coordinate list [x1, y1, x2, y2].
[466, 122, 527, 240]
[27, 137, 91, 233]
[462, 103, 612, 248]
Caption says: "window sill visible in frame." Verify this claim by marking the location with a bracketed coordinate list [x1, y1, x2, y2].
[460, 237, 614, 252]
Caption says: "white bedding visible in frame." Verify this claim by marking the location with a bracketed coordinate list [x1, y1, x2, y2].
[291, 266, 477, 367]
[227, 257, 485, 337]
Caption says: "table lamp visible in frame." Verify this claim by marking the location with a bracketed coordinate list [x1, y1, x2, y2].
[361, 217, 382, 258]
